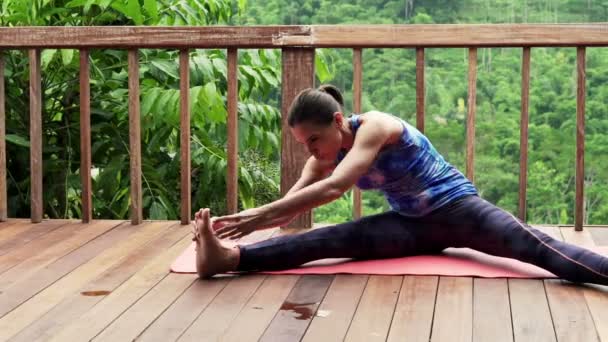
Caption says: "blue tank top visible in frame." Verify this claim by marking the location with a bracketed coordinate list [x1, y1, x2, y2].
[335, 113, 478, 217]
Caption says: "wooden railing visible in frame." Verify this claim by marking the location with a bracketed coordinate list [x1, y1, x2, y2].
[1, 24, 607, 230]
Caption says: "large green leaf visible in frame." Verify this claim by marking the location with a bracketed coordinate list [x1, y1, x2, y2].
[6, 134, 30, 148]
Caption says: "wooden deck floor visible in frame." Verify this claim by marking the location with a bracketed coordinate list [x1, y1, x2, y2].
[0, 219, 607, 341]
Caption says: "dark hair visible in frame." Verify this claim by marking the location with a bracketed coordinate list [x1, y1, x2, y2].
[287, 84, 344, 127]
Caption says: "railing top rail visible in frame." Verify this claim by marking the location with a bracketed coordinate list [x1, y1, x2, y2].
[1, 24, 608, 49]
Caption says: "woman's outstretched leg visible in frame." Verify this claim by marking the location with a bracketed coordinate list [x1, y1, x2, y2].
[453, 196, 608, 285]
[234, 210, 445, 272]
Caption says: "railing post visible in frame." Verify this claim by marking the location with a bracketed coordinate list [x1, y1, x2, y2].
[80, 49, 92, 223]
[226, 48, 239, 215]
[128, 49, 142, 225]
[179, 49, 191, 225]
[518, 47, 531, 222]
[575, 47, 586, 231]
[280, 48, 315, 229]
[29, 49, 43, 223]
[416, 47, 425, 134]
[466, 48, 478, 183]
[0, 52, 6, 221]
[352, 48, 362, 220]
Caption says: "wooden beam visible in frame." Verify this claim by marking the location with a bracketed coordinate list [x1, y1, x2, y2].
[290, 24, 608, 47]
[416, 47, 425, 133]
[575, 47, 586, 231]
[29, 49, 43, 223]
[352, 48, 362, 220]
[518, 47, 530, 222]
[466, 48, 477, 183]
[0, 52, 6, 221]
[2, 25, 608, 49]
[280, 48, 315, 229]
[179, 49, 191, 225]
[0, 26, 311, 49]
[79, 49, 92, 223]
[128, 49, 142, 225]
[226, 48, 238, 215]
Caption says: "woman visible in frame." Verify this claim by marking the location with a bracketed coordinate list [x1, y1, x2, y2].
[192, 85, 608, 285]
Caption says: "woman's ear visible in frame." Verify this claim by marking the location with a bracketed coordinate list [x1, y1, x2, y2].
[333, 111, 343, 127]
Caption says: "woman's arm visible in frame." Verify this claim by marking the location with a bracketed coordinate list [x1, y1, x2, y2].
[285, 156, 334, 198]
[261, 118, 388, 217]
[213, 116, 390, 239]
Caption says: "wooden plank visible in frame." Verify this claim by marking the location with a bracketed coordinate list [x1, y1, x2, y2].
[561, 226, 608, 342]
[0, 52, 6, 221]
[352, 48, 362, 220]
[544, 224, 598, 342]
[544, 280, 598, 341]
[5, 25, 608, 48]
[303, 275, 368, 342]
[344, 275, 402, 342]
[0, 219, 35, 242]
[220, 275, 300, 342]
[430, 277, 473, 342]
[137, 227, 279, 341]
[94, 273, 199, 342]
[48, 231, 192, 342]
[0, 222, 133, 314]
[416, 47, 425, 133]
[519, 47, 530, 221]
[177, 275, 267, 341]
[473, 278, 512, 342]
[560, 227, 595, 248]
[0, 219, 53, 244]
[80, 49, 92, 223]
[259, 275, 333, 341]
[226, 48, 238, 214]
[299, 25, 608, 47]
[29, 49, 42, 223]
[0, 220, 119, 280]
[179, 49, 191, 225]
[10, 221, 186, 342]
[575, 47, 585, 232]
[509, 279, 556, 342]
[466, 48, 477, 183]
[0, 219, 70, 256]
[581, 283, 608, 342]
[511, 227, 559, 342]
[0, 26, 311, 48]
[589, 228, 608, 246]
[138, 278, 231, 342]
[537, 225, 563, 240]
[387, 276, 437, 342]
[280, 48, 315, 229]
[128, 49, 142, 225]
[0, 221, 172, 340]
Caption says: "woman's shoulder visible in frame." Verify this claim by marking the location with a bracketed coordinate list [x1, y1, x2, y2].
[356, 111, 406, 145]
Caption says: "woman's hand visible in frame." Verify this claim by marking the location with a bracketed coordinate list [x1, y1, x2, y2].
[212, 207, 296, 240]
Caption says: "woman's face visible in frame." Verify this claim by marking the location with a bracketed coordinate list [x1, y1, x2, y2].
[290, 112, 345, 161]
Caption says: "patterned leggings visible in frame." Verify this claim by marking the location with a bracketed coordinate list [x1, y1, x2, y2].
[236, 195, 608, 285]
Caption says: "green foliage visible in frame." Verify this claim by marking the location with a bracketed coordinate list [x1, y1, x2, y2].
[2, 0, 290, 219]
[244, 0, 608, 225]
[4, 0, 608, 226]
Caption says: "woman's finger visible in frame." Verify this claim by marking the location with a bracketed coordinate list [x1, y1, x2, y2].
[215, 222, 239, 235]
[218, 228, 238, 239]
[230, 232, 245, 240]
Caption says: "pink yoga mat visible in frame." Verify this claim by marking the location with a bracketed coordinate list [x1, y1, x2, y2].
[170, 240, 584, 278]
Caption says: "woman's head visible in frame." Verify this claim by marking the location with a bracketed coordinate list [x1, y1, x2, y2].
[288, 85, 351, 161]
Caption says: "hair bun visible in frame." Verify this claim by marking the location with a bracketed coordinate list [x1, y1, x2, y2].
[318, 84, 344, 107]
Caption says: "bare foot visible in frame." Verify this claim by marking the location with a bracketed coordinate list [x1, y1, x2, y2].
[192, 208, 240, 279]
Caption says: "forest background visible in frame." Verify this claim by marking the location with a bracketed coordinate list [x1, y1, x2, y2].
[2, 0, 608, 225]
